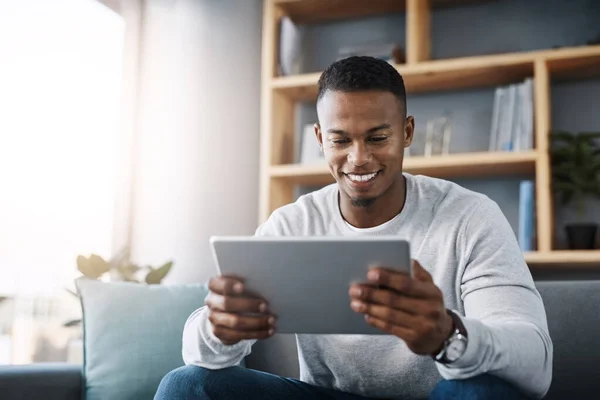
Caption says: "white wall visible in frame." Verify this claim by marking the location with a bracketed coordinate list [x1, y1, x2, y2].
[130, 0, 263, 284]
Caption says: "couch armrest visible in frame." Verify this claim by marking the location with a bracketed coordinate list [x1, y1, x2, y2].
[0, 363, 82, 400]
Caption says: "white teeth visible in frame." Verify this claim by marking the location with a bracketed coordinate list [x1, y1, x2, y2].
[348, 172, 377, 182]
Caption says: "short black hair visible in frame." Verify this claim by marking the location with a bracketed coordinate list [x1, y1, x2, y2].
[316, 56, 407, 113]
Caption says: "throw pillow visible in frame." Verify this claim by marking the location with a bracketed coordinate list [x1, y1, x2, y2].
[75, 277, 208, 400]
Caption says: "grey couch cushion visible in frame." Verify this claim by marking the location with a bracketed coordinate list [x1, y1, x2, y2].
[0, 362, 82, 400]
[537, 280, 600, 399]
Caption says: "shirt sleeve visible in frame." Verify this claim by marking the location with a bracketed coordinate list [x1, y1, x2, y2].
[435, 197, 553, 399]
[181, 212, 284, 369]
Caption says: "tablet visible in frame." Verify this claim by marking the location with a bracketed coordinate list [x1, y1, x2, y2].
[209, 236, 412, 335]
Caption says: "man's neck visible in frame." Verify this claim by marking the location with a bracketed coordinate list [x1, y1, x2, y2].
[339, 175, 407, 229]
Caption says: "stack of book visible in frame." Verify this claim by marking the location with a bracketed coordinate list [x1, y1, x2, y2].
[489, 78, 534, 152]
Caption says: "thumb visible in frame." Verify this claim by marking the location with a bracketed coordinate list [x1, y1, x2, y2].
[412, 259, 433, 283]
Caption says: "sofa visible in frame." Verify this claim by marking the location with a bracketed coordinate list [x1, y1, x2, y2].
[1, 279, 599, 400]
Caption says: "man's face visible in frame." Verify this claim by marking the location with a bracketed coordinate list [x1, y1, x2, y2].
[315, 90, 414, 207]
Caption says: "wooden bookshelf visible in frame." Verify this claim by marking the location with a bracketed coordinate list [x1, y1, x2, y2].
[270, 150, 539, 186]
[260, 0, 600, 267]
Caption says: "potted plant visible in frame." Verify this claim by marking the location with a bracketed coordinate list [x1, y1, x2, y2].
[75, 249, 173, 284]
[550, 130, 600, 250]
[63, 248, 173, 327]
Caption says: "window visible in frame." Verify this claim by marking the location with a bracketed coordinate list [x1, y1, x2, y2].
[0, 0, 125, 364]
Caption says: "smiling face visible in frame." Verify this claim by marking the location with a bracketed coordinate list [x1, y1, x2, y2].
[315, 90, 414, 209]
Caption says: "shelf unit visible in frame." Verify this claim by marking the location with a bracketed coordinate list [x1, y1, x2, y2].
[259, 0, 600, 267]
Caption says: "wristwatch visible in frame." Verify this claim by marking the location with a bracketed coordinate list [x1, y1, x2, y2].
[433, 310, 468, 364]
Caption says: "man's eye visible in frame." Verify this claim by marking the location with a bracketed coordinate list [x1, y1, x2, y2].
[332, 139, 349, 144]
[369, 136, 387, 142]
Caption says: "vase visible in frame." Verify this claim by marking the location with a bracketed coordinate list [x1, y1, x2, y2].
[565, 223, 598, 250]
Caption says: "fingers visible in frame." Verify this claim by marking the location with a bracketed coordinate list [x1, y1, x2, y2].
[351, 261, 450, 355]
[363, 314, 416, 342]
[205, 292, 269, 314]
[208, 275, 246, 296]
[362, 308, 451, 355]
[349, 285, 433, 316]
[207, 275, 277, 345]
[211, 324, 275, 345]
[352, 297, 443, 352]
[350, 299, 419, 329]
[366, 264, 440, 299]
[209, 310, 276, 332]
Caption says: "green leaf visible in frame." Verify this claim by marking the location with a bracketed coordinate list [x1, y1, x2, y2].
[550, 131, 575, 143]
[77, 254, 110, 279]
[591, 159, 600, 171]
[552, 170, 572, 182]
[145, 261, 173, 284]
[579, 131, 600, 141]
[560, 189, 575, 205]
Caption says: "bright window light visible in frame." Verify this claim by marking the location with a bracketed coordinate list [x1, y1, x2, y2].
[0, 0, 125, 297]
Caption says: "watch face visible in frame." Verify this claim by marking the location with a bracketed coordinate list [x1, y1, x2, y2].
[446, 335, 467, 361]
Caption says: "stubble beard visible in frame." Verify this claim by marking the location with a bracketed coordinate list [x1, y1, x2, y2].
[350, 197, 377, 208]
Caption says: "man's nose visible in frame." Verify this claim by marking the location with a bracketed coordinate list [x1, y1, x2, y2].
[347, 143, 371, 166]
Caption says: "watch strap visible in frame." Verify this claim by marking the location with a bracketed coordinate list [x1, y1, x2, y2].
[433, 310, 467, 363]
[448, 309, 467, 338]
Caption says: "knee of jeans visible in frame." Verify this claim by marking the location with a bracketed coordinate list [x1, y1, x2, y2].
[155, 365, 227, 399]
[430, 374, 522, 400]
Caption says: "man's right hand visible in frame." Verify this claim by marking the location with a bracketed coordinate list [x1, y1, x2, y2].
[205, 275, 277, 345]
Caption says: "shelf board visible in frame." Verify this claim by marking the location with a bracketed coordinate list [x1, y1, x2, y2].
[275, 0, 404, 24]
[270, 150, 538, 185]
[272, 45, 600, 102]
[405, 150, 537, 177]
[546, 45, 600, 81]
[271, 72, 321, 101]
[525, 251, 600, 268]
[275, 0, 493, 24]
[271, 162, 333, 186]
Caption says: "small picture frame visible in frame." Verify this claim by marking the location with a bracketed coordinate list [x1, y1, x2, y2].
[424, 117, 452, 157]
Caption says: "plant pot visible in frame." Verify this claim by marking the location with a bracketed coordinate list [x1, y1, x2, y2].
[565, 223, 598, 250]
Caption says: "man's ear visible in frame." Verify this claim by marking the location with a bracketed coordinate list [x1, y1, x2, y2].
[404, 116, 415, 147]
[314, 123, 323, 152]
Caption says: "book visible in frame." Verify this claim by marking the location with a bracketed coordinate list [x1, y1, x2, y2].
[489, 78, 534, 152]
[518, 180, 535, 252]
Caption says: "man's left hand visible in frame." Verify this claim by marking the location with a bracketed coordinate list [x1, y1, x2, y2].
[349, 260, 454, 356]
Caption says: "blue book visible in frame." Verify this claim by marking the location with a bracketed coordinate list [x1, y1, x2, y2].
[518, 181, 534, 252]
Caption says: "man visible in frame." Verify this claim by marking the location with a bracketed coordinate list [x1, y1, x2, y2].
[156, 56, 552, 400]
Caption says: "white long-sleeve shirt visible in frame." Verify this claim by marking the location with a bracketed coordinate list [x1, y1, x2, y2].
[182, 173, 553, 399]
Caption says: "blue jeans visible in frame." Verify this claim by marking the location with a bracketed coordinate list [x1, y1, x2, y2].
[154, 365, 530, 400]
